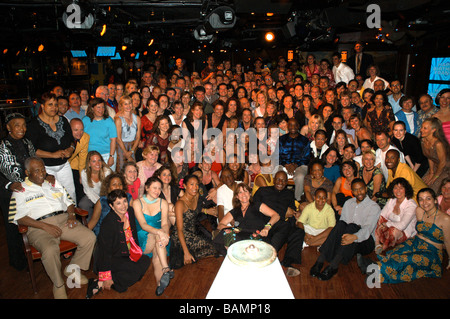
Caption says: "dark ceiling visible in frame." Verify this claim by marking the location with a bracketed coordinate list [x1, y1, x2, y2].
[0, 0, 449, 57]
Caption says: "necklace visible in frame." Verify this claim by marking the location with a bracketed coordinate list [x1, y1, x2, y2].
[241, 203, 250, 215]
[364, 167, 375, 172]
[424, 208, 438, 219]
[143, 195, 158, 205]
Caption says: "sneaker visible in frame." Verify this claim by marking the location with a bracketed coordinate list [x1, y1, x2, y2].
[64, 265, 89, 285]
[53, 285, 68, 299]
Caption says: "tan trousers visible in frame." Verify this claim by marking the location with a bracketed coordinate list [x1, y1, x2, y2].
[26, 213, 96, 287]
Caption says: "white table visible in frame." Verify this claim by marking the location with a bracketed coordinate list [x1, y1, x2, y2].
[206, 255, 295, 299]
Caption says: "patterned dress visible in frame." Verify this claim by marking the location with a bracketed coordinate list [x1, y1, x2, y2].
[169, 202, 216, 269]
[359, 167, 387, 208]
[377, 214, 444, 284]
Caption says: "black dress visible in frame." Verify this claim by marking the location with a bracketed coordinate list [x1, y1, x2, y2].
[94, 207, 150, 293]
[213, 202, 271, 255]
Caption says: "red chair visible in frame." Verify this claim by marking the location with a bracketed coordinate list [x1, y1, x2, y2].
[18, 208, 89, 294]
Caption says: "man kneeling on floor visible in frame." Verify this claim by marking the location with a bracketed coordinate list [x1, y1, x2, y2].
[309, 178, 380, 280]
[9, 156, 96, 298]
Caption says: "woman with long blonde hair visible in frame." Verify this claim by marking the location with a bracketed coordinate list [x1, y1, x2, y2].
[79, 150, 112, 215]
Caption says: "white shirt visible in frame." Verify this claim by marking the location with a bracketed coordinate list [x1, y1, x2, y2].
[217, 184, 234, 215]
[332, 63, 355, 84]
[11, 178, 74, 224]
[80, 168, 111, 203]
[362, 76, 389, 91]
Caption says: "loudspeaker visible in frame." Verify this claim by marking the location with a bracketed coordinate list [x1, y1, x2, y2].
[282, 20, 296, 38]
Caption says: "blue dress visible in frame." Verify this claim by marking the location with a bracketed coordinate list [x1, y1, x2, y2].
[377, 212, 444, 284]
[136, 198, 170, 257]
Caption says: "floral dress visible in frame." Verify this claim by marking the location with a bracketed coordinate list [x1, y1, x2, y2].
[376, 214, 444, 284]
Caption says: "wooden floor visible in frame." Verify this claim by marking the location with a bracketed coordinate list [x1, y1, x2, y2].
[0, 216, 449, 301]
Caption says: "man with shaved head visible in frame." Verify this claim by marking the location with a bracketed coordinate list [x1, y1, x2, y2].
[253, 170, 305, 273]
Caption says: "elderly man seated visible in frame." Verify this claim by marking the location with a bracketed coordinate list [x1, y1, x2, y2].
[9, 156, 96, 299]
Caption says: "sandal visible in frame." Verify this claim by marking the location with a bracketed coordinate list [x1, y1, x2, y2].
[163, 267, 175, 279]
[86, 278, 102, 299]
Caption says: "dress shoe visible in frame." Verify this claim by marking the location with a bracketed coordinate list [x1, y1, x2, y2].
[64, 265, 89, 285]
[357, 253, 376, 275]
[318, 266, 338, 281]
[53, 285, 68, 299]
[156, 271, 171, 296]
[309, 261, 323, 277]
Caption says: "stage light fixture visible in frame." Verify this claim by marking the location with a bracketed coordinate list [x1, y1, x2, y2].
[100, 24, 106, 36]
[265, 32, 275, 42]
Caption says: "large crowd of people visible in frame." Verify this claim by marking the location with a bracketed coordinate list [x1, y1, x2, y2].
[1, 41, 449, 299]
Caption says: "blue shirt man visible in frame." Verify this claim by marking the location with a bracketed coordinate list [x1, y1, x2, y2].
[278, 118, 311, 201]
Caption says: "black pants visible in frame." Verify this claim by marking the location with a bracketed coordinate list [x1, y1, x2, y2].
[0, 190, 26, 270]
[72, 169, 85, 206]
[267, 220, 305, 264]
[108, 255, 150, 293]
[319, 220, 375, 265]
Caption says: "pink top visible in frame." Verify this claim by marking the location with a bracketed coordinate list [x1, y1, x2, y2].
[442, 121, 450, 145]
[437, 195, 450, 215]
[380, 197, 418, 238]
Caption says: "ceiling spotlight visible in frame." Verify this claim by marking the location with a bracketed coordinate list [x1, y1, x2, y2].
[38, 44, 44, 52]
[100, 24, 106, 36]
[265, 32, 275, 42]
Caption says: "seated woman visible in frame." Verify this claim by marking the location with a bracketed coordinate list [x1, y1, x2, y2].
[251, 155, 275, 196]
[420, 117, 450, 193]
[122, 161, 140, 200]
[170, 174, 217, 269]
[88, 173, 131, 235]
[88, 189, 151, 298]
[437, 178, 450, 215]
[133, 176, 173, 296]
[391, 120, 428, 177]
[213, 183, 280, 256]
[322, 147, 341, 184]
[359, 151, 387, 208]
[330, 129, 350, 161]
[374, 178, 417, 255]
[144, 115, 171, 165]
[224, 153, 250, 186]
[297, 188, 336, 248]
[79, 151, 112, 216]
[358, 188, 450, 283]
[331, 160, 358, 217]
[198, 155, 221, 203]
[300, 114, 324, 142]
[153, 165, 184, 226]
[136, 144, 162, 197]
[299, 159, 333, 211]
